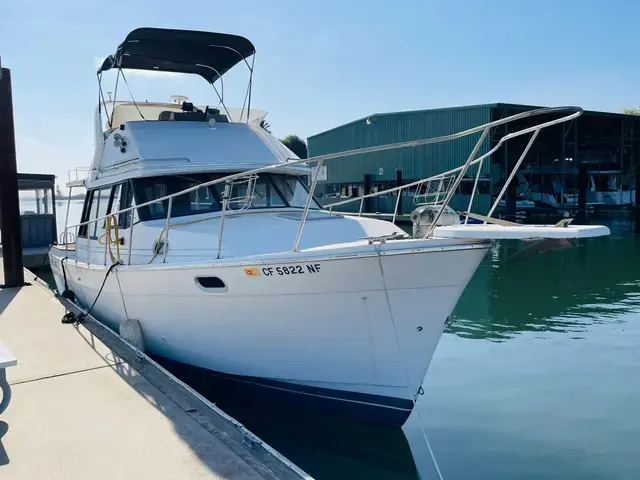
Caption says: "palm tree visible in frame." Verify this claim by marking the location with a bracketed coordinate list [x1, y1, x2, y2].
[259, 119, 271, 132]
[281, 134, 307, 159]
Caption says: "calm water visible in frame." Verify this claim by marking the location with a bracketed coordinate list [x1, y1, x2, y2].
[53, 203, 640, 479]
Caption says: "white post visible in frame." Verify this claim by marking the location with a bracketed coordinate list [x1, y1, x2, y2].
[216, 182, 230, 259]
[424, 127, 489, 238]
[127, 210, 134, 265]
[486, 129, 540, 220]
[465, 158, 485, 224]
[162, 198, 173, 263]
[293, 159, 323, 252]
[392, 187, 402, 224]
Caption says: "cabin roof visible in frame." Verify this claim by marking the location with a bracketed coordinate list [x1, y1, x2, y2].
[85, 121, 307, 189]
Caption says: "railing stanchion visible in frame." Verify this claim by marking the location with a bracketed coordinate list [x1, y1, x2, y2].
[424, 127, 489, 238]
[127, 210, 134, 265]
[103, 218, 108, 266]
[87, 226, 91, 266]
[358, 197, 364, 216]
[162, 198, 173, 263]
[64, 186, 72, 242]
[392, 188, 402, 224]
[486, 128, 540, 221]
[293, 159, 323, 252]
[216, 181, 230, 259]
[465, 157, 485, 224]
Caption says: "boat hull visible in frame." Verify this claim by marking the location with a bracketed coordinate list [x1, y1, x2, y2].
[155, 355, 415, 426]
[49, 241, 489, 425]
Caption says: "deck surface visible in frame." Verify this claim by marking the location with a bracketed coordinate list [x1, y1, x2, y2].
[0, 265, 308, 479]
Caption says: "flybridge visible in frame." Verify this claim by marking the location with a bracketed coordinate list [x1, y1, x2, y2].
[85, 27, 293, 188]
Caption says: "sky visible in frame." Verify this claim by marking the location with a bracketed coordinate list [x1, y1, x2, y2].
[1, 0, 639, 187]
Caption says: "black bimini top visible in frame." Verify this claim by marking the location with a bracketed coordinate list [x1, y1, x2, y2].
[97, 27, 255, 84]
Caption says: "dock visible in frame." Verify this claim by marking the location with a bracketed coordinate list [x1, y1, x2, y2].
[0, 266, 310, 480]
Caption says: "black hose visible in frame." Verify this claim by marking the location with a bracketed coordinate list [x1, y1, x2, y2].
[60, 256, 69, 292]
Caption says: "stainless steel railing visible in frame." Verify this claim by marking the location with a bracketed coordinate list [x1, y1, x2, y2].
[322, 107, 582, 235]
[61, 106, 583, 265]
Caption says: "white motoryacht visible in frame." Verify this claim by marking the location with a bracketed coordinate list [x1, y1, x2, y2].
[49, 28, 610, 426]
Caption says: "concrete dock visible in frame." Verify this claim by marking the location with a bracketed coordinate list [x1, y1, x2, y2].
[0, 267, 310, 480]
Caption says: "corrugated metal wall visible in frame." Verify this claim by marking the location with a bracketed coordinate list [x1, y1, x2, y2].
[20, 215, 55, 247]
[308, 104, 494, 214]
[308, 105, 493, 182]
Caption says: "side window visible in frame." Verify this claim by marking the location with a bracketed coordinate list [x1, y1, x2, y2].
[106, 183, 137, 231]
[109, 184, 122, 217]
[78, 190, 95, 238]
[93, 188, 111, 239]
[78, 188, 112, 238]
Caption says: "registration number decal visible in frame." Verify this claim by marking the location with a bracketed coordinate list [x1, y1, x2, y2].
[261, 263, 321, 277]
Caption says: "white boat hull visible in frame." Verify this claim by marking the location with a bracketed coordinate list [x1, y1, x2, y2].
[50, 240, 489, 425]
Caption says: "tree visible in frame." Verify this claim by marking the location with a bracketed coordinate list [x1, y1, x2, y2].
[259, 119, 271, 132]
[281, 134, 308, 159]
[621, 107, 640, 115]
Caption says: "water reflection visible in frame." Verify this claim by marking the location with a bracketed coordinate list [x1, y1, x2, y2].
[449, 231, 640, 341]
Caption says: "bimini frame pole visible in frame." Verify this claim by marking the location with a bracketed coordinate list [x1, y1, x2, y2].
[246, 55, 255, 123]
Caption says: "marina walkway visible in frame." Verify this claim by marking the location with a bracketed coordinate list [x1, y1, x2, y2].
[0, 266, 308, 480]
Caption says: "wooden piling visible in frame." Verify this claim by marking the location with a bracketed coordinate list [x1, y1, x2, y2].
[0, 63, 25, 287]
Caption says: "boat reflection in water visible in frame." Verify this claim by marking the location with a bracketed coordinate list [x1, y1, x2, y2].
[450, 220, 639, 341]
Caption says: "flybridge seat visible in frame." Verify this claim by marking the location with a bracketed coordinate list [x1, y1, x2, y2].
[157, 102, 229, 123]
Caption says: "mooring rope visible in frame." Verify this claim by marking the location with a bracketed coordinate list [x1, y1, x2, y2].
[98, 215, 121, 264]
[373, 242, 445, 480]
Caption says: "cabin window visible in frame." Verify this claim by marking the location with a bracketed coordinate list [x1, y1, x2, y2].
[270, 175, 319, 208]
[93, 189, 111, 239]
[109, 184, 122, 217]
[107, 183, 134, 229]
[220, 175, 289, 210]
[113, 182, 134, 229]
[132, 173, 321, 221]
[133, 175, 222, 221]
[79, 187, 112, 238]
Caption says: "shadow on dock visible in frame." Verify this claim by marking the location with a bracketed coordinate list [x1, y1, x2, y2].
[60, 309, 306, 480]
[0, 288, 20, 317]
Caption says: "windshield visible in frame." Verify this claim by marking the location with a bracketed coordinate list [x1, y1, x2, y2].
[133, 173, 321, 221]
